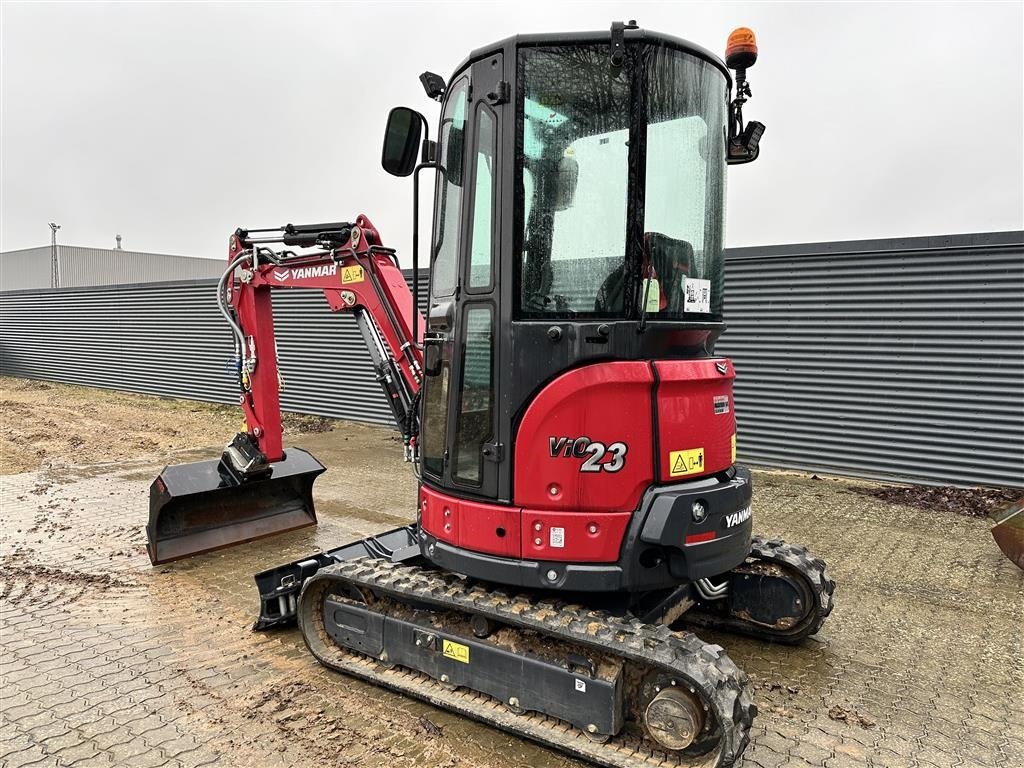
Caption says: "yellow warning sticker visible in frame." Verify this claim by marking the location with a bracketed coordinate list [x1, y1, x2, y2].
[731, 434, 737, 464]
[442, 639, 470, 664]
[341, 265, 365, 284]
[669, 447, 705, 478]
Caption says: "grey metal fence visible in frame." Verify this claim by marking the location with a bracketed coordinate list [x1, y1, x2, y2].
[716, 231, 1023, 488]
[1, 233, 1021, 487]
[0, 273, 429, 426]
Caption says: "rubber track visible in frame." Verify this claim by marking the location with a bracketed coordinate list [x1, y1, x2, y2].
[684, 536, 836, 644]
[298, 558, 757, 768]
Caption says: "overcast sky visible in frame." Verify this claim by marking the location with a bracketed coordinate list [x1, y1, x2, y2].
[2, 1, 1022, 261]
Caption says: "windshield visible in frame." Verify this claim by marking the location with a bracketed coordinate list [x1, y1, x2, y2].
[516, 42, 728, 319]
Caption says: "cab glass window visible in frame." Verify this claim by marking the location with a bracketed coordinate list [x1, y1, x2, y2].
[517, 46, 630, 316]
[642, 47, 727, 318]
[453, 306, 494, 485]
[468, 105, 496, 290]
[431, 77, 468, 298]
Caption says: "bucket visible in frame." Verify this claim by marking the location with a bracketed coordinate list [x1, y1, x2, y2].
[146, 448, 325, 565]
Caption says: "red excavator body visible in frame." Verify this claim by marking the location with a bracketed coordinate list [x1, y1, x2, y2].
[146, 23, 835, 768]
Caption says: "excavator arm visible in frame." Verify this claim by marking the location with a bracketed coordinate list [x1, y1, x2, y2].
[145, 213, 423, 565]
[222, 214, 423, 469]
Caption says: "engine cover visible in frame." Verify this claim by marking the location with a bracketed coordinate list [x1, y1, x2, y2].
[513, 358, 737, 514]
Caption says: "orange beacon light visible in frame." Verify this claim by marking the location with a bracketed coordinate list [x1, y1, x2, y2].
[725, 27, 758, 71]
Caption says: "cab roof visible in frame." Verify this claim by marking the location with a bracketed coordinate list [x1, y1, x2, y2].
[450, 26, 733, 88]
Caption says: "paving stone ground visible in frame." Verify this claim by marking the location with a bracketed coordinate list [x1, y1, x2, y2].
[1, 421, 1022, 768]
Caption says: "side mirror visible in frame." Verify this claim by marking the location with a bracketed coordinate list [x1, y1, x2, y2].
[382, 107, 424, 177]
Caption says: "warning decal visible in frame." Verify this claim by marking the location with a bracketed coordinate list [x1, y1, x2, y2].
[669, 447, 705, 478]
[731, 434, 737, 463]
[341, 265, 365, 284]
[713, 395, 730, 415]
[442, 639, 470, 664]
[682, 277, 711, 313]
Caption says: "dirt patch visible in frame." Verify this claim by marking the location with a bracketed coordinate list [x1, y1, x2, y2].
[0, 376, 338, 474]
[0, 552, 134, 591]
[0, 547, 138, 609]
[281, 413, 334, 433]
[233, 680, 458, 766]
[828, 704, 876, 729]
[849, 483, 1022, 518]
[0, 560, 133, 589]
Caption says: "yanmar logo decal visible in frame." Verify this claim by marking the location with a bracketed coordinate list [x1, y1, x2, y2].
[725, 506, 751, 528]
[270, 264, 338, 282]
[292, 264, 337, 280]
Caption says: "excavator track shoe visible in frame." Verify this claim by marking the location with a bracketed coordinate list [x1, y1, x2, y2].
[146, 448, 325, 565]
[297, 558, 756, 768]
[683, 536, 835, 643]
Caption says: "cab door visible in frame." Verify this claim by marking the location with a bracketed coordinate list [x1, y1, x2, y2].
[421, 54, 504, 499]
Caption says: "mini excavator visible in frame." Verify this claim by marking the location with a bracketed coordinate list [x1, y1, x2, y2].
[147, 23, 835, 767]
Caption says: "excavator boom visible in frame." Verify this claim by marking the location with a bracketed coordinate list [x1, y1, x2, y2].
[145, 214, 422, 564]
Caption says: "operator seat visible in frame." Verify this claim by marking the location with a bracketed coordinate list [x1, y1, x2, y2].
[594, 232, 696, 313]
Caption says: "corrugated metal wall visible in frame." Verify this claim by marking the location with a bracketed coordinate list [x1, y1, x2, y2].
[0, 273, 430, 425]
[715, 231, 1023, 487]
[1, 233, 1021, 487]
[0, 246, 224, 291]
[1, 247, 52, 290]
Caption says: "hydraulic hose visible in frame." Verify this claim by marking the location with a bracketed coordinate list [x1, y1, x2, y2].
[217, 251, 254, 387]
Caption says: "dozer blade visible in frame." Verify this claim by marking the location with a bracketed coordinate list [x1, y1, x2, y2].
[146, 448, 325, 565]
[990, 497, 1024, 571]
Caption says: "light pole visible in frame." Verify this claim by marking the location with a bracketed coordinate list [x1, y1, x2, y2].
[48, 222, 61, 288]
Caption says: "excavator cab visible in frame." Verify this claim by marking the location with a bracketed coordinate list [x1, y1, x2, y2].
[385, 25, 750, 524]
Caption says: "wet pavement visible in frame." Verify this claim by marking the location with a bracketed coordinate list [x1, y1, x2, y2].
[1, 421, 1022, 768]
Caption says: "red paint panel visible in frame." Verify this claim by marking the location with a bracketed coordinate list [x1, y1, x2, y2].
[420, 485, 458, 547]
[419, 486, 521, 558]
[654, 359, 737, 481]
[521, 510, 632, 563]
[233, 273, 283, 461]
[514, 362, 654, 513]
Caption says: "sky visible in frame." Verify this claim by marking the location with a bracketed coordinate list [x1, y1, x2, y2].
[2, 1, 1022, 261]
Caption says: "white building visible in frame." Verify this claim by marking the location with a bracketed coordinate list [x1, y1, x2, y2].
[0, 245, 224, 291]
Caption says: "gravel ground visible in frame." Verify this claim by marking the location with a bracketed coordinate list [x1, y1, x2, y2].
[1, 379, 1022, 768]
